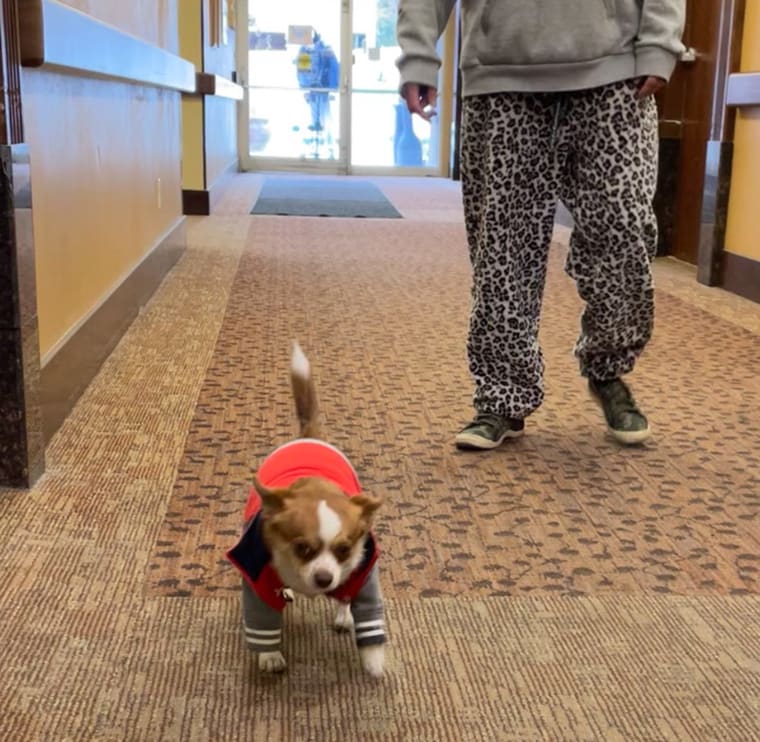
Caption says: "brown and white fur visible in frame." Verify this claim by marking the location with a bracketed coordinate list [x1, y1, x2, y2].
[254, 342, 384, 677]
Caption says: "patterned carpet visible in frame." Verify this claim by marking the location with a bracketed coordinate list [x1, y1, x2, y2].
[149, 206, 760, 601]
[1, 175, 759, 740]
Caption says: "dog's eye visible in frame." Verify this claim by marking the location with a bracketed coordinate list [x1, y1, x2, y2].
[332, 543, 352, 562]
[293, 541, 316, 561]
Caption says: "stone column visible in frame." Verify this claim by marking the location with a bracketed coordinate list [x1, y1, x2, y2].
[0, 143, 44, 488]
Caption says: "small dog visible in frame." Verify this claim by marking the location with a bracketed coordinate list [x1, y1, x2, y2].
[227, 342, 386, 677]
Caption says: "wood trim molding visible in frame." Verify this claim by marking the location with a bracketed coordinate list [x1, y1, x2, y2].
[726, 72, 760, 107]
[17, 0, 42, 64]
[721, 252, 760, 304]
[195, 71, 243, 100]
[18, 0, 196, 92]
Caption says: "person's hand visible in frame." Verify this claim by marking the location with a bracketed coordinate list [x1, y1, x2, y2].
[636, 76, 667, 98]
[402, 83, 438, 120]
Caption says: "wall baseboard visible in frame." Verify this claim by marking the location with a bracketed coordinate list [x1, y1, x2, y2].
[721, 252, 760, 305]
[182, 188, 210, 215]
[182, 160, 238, 215]
[39, 218, 187, 443]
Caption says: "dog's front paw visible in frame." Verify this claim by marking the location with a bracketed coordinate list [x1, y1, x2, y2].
[333, 602, 354, 633]
[258, 651, 287, 673]
[359, 645, 385, 679]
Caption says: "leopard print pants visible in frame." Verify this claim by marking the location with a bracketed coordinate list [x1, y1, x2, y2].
[460, 80, 659, 420]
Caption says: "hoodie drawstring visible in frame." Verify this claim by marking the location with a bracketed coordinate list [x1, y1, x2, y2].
[550, 95, 567, 149]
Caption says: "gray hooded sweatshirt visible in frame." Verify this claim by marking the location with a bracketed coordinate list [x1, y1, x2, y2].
[396, 0, 686, 95]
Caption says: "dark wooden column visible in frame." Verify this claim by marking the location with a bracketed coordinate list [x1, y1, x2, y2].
[0, 0, 43, 488]
[654, 0, 746, 272]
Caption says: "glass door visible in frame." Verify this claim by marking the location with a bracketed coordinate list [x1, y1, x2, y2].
[349, 0, 441, 173]
[238, 0, 348, 171]
[238, 0, 447, 174]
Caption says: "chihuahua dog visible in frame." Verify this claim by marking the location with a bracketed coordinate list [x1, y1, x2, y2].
[227, 342, 386, 677]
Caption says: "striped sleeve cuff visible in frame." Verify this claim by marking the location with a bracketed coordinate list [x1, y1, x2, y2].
[244, 624, 282, 652]
[354, 618, 387, 647]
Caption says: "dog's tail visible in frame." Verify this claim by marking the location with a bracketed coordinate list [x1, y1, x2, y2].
[290, 341, 321, 439]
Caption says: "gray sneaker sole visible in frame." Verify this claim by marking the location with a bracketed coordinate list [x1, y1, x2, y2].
[607, 425, 651, 445]
[455, 427, 524, 450]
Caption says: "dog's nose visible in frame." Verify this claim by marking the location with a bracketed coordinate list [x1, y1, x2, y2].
[314, 570, 333, 589]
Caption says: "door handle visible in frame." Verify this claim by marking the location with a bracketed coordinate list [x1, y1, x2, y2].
[680, 47, 697, 64]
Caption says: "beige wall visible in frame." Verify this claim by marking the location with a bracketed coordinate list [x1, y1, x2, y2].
[725, 0, 760, 262]
[25, 2, 183, 360]
[205, 94, 238, 187]
[59, 0, 179, 51]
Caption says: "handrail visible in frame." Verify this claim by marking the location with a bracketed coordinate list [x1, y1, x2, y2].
[18, 0, 196, 93]
[726, 72, 760, 107]
[195, 72, 243, 100]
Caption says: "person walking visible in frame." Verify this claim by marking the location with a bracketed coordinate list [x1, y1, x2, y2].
[396, 0, 686, 448]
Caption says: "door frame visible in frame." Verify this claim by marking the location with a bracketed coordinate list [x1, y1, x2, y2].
[235, 0, 453, 176]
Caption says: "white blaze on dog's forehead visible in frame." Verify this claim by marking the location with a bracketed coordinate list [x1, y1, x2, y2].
[317, 500, 342, 542]
[291, 341, 310, 378]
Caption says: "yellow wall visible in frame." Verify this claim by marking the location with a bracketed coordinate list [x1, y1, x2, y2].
[179, 0, 238, 192]
[724, 0, 760, 261]
[24, 2, 183, 360]
[182, 97, 206, 190]
[180, 0, 205, 190]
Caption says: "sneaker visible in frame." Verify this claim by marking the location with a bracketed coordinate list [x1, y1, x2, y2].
[588, 377, 650, 445]
[455, 412, 525, 450]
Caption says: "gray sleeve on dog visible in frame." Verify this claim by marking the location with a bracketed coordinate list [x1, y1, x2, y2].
[350, 564, 386, 648]
[241, 579, 283, 653]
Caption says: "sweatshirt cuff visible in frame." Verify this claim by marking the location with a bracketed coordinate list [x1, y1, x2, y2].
[635, 46, 679, 82]
[397, 58, 441, 94]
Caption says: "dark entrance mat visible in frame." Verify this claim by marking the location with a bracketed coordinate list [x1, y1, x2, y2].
[251, 177, 402, 218]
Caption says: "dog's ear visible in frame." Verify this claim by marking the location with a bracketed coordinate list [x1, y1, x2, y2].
[351, 493, 382, 525]
[255, 476, 292, 516]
